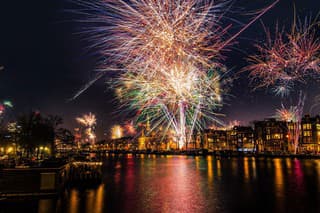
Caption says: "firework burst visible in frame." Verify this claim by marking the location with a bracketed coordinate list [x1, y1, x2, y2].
[76, 112, 97, 144]
[76, 112, 96, 127]
[246, 16, 320, 97]
[274, 93, 305, 154]
[275, 104, 300, 122]
[124, 121, 136, 135]
[0, 100, 13, 117]
[116, 64, 226, 147]
[74, 0, 279, 148]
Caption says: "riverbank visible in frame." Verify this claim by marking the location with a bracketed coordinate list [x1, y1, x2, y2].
[102, 150, 320, 159]
[0, 160, 102, 199]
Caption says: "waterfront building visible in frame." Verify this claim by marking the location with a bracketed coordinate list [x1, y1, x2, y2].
[203, 129, 228, 151]
[201, 126, 254, 152]
[0, 130, 17, 158]
[254, 118, 288, 153]
[137, 126, 178, 151]
[137, 129, 149, 150]
[300, 115, 320, 153]
[104, 136, 135, 150]
[187, 131, 203, 150]
[230, 126, 255, 152]
[99, 115, 320, 154]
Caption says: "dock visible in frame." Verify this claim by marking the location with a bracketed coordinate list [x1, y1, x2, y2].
[0, 161, 103, 199]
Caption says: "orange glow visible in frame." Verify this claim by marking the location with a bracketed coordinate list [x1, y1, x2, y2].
[111, 125, 123, 139]
[70, 190, 79, 213]
[244, 157, 249, 180]
[207, 156, 213, 180]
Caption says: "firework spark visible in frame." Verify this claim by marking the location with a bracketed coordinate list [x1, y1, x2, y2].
[246, 16, 320, 96]
[74, 0, 279, 148]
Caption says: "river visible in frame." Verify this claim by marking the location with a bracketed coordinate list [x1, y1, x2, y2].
[1, 154, 320, 213]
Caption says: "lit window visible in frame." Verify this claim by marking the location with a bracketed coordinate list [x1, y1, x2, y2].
[303, 123, 312, 130]
[273, 134, 281, 139]
[303, 131, 312, 137]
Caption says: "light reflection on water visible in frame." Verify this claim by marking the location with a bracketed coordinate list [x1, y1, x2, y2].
[1, 155, 320, 213]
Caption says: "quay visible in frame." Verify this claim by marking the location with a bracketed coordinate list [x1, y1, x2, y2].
[102, 149, 320, 159]
[0, 160, 103, 199]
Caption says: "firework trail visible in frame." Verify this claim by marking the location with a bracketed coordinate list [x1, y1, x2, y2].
[246, 15, 320, 97]
[73, 0, 279, 148]
[275, 92, 305, 154]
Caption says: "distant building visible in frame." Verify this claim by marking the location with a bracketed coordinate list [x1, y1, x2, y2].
[254, 118, 288, 153]
[102, 115, 320, 154]
[201, 126, 254, 152]
[230, 126, 255, 152]
[300, 115, 320, 153]
[203, 129, 228, 151]
[187, 131, 203, 150]
[104, 136, 135, 150]
[137, 127, 177, 151]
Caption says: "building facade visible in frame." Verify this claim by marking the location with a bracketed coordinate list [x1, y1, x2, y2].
[202, 126, 254, 152]
[100, 115, 320, 154]
[300, 115, 320, 153]
[230, 126, 255, 152]
[254, 119, 288, 153]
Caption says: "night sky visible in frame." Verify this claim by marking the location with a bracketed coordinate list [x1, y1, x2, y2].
[0, 0, 319, 139]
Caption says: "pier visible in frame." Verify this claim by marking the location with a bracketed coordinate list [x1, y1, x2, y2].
[0, 161, 103, 199]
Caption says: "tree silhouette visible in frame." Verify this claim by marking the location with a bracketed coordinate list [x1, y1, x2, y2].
[16, 112, 63, 157]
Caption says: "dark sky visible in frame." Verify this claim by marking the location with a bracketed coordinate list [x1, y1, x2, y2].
[0, 0, 319, 139]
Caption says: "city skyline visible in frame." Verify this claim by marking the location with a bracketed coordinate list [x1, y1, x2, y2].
[1, 1, 320, 212]
[0, 0, 320, 140]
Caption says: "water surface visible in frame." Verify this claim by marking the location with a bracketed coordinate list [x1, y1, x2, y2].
[1, 155, 320, 213]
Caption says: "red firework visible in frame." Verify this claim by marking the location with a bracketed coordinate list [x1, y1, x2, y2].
[246, 16, 320, 96]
